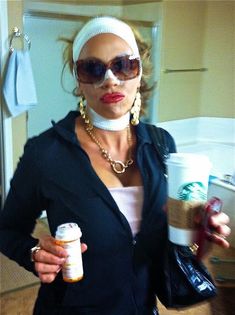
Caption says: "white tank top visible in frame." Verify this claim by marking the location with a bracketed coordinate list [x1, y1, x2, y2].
[108, 186, 144, 236]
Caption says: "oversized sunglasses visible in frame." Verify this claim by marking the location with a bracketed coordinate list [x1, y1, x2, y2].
[74, 55, 141, 84]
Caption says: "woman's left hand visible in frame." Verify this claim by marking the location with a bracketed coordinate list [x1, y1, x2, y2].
[207, 211, 231, 248]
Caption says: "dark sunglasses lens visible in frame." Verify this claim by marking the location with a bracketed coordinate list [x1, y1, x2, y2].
[76, 59, 106, 83]
[111, 56, 140, 80]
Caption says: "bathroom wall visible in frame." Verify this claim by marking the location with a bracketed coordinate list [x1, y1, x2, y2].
[122, 2, 162, 22]
[122, 1, 235, 122]
[158, 0, 235, 122]
[159, 1, 206, 121]
[200, 1, 235, 118]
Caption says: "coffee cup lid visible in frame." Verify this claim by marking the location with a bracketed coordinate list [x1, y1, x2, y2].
[166, 153, 211, 168]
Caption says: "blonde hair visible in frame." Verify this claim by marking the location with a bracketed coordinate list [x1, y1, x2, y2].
[60, 19, 154, 116]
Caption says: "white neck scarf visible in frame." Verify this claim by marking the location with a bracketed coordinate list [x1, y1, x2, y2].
[87, 106, 130, 131]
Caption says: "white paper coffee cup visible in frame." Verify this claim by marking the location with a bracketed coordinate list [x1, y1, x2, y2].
[166, 153, 211, 246]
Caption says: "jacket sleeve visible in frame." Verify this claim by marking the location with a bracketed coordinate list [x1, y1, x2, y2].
[0, 138, 45, 273]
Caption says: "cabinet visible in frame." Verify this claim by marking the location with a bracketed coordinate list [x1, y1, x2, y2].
[206, 245, 235, 288]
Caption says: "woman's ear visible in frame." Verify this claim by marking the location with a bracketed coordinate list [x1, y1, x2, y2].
[77, 86, 83, 96]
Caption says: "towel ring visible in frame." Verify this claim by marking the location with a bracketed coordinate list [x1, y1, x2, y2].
[9, 27, 31, 52]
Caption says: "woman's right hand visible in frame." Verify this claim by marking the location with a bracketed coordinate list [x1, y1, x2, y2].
[33, 235, 88, 283]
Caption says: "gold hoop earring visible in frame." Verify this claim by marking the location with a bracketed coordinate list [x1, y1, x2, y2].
[78, 96, 88, 122]
[131, 91, 141, 126]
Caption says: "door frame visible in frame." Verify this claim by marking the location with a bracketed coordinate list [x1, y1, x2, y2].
[0, 0, 14, 207]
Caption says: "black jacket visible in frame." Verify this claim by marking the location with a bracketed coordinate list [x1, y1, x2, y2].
[0, 111, 176, 315]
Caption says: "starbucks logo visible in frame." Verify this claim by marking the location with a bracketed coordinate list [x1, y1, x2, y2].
[178, 181, 207, 201]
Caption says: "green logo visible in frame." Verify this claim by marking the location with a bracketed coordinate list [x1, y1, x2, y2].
[177, 181, 207, 201]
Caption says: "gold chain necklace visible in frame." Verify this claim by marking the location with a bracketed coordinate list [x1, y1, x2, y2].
[81, 109, 134, 174]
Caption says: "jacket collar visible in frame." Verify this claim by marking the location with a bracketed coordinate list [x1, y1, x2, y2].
[52, 111, 79, 145]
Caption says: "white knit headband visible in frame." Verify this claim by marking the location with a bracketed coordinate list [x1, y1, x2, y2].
[72, 16, 140, 62]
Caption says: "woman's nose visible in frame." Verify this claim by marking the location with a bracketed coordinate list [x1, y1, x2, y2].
[99, 69, 121, 88]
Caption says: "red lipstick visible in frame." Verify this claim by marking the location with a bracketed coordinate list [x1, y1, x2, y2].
[100, 93, 125, 104]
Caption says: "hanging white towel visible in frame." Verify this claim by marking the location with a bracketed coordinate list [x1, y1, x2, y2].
[3, 50, 37, 117]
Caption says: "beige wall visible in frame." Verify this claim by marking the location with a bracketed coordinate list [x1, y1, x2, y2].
[158, 0, 235, 122]
[7, 0, 27, 169]
[159, 1, 206, 121]
[123, 1, 235, 121]
[200, 1, 235, 117]
[122, 2, 162, 22]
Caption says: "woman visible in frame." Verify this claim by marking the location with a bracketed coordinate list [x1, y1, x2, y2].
[0, 16, 230, 315]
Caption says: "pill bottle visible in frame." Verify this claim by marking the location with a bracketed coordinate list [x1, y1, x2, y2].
[55, 223, 83, 282]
